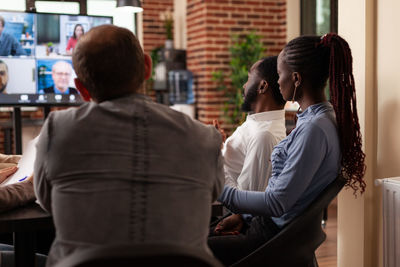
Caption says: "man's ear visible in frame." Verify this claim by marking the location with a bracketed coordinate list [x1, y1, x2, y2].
[144, 53, 152, 81]
[292, 72, 302, 88]
[258, 80, 268, 94]
[74, 78, 91, 102]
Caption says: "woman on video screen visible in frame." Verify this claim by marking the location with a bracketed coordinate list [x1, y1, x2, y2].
[66, 24, 84, 55]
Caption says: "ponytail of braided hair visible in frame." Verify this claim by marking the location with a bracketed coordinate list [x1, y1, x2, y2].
[283, 33, 366, 193]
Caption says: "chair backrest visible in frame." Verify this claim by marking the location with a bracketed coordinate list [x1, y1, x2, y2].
[55, 243, 223, 267]
[232, 176, 346, 267]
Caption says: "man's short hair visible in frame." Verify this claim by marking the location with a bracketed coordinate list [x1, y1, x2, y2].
[0, 16, 5, 28]
[256, 56, 286, 106]
[72, 25, 145, 102]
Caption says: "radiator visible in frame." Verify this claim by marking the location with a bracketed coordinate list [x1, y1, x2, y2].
[377, 177, 400, 267]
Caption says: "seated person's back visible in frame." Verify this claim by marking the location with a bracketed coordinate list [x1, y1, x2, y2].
[34, 25, 224, 266]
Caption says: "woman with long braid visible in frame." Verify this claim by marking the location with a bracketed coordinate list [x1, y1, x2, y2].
[208, 33, 366, 265]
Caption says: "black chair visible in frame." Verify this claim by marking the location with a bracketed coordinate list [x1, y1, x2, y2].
[231, 176, 346, 267]
[55, 243, 223, 267]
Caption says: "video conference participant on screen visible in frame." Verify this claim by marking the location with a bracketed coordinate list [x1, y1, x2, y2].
[0, 16, 26, 56]
[0, 60, 9, 93]
[66, 24, 84, 55]
[43, 61, 78, 94]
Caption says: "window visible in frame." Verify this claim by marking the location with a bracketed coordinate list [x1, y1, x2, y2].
[300, 0, 338, 100]
[301, 0, 337, 35]
[29, 0, 137, 34]
[0, 0, 26, 11]
[35, 1, 80, 14]
[0, 0, 137, 34]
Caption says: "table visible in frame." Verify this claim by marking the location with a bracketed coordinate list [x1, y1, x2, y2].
[0, 201, 222, 267]
[0, 203, 54, 267]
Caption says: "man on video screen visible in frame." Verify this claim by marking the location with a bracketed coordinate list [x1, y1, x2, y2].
[43, 61, 78, 94]
[0, 16, 26, 56]
[0, 60, 8, 93]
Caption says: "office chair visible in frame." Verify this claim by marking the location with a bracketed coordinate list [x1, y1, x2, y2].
[231, 176, 346, 267]
[55, 243, 223, 267]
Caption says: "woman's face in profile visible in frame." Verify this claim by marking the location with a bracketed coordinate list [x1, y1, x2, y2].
[277, 51, 295, 101]
[75, 26, 84, 39]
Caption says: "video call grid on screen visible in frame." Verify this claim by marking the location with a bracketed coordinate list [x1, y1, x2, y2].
[0, 10, 112, 106]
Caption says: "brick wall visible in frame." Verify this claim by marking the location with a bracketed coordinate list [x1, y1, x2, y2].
[142, 0, 174, 55]
[0, 109, 44, 154]
[0, 112, 10, 153]
[186, 0, 286, 132]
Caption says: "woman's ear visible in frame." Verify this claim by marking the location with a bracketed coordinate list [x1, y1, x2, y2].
[74, 78, 91, 102]
[144, 53, 152, 81]
[258, 80, 268, 94]
[292, 72, 302, 88]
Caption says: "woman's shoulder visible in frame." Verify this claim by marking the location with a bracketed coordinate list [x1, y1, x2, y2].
[290, 115, 336, 144]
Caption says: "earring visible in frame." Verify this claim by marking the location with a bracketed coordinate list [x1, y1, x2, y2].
[291, 84, 298, 103]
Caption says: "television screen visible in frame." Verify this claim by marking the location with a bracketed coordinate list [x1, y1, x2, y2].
[0, 11, 112, 106]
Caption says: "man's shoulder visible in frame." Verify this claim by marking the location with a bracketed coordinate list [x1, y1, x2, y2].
[43, 86, 54, 93]
[145, 101, 221, 143]
[50, 102, 91, 120]
[1, 32, 12, 40]
[148, 101, 204, 126]
[242, 120, 283, 139]
[1, 33, 18, 45]
[50, 98, 220, 141]
[68, 87, 78, 94]
[242, 130, 279, 150]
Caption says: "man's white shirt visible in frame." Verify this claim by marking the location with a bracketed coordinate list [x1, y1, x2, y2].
[222, 109, 286, 191]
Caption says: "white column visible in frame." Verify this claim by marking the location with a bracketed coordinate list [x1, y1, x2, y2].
[173, 0, 187, 49]
[337, 0, 379, 266]
[286, 0, 300, 42]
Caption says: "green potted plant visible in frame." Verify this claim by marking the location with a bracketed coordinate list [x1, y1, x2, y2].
[160, 9, 173, 49]
[212, 32, 264, 129]
[144, 46, 163, 96]
[46, 42, 54, 56]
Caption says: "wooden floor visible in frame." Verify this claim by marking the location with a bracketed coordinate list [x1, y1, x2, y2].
[316, 200, 337, 267]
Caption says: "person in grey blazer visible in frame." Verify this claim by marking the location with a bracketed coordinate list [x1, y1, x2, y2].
[34, 25, 224, 266]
